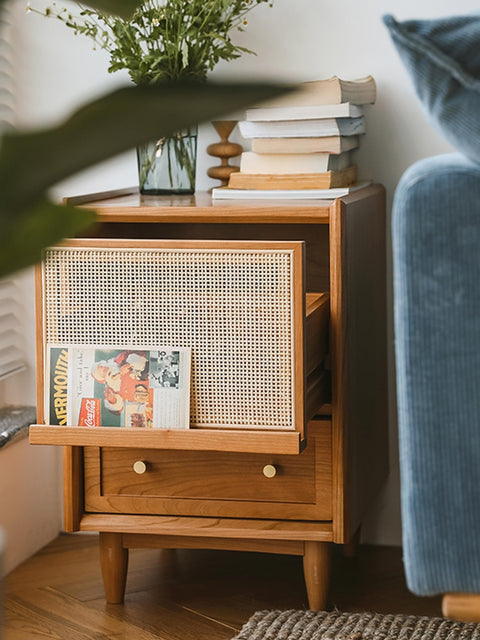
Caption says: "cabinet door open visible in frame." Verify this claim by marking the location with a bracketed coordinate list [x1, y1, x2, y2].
[30, 238, 329, 454]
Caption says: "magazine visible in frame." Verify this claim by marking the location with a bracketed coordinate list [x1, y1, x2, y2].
[46, 345, 191, 429]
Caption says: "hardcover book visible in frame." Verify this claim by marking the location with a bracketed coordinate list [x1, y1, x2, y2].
[254, 75, 376, 108]
[239, 150, 352, 174]
[238, 117, 366, 139]
[228, 165, 357, 190]
[245, 102, 364, 122]
[211, 181, 372, 200]
[251, 135, 360, 155]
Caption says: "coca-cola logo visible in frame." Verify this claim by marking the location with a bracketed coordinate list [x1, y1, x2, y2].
[79, 398, 100, 427]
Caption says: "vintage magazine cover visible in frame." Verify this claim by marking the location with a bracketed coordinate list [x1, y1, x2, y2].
[46, 345, 191, 429]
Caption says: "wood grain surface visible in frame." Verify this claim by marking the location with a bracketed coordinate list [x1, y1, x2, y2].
[2, 534, 444, 639]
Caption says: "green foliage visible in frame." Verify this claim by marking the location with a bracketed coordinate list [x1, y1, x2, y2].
[0, 81, 292, 277]
[71, 0, 140, 19]
[0, 200, 96, 276]
[32, 0, 274, 85]
[1, 0, 287, 278]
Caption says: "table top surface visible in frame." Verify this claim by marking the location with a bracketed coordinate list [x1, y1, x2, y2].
[64, 185, 382, 225]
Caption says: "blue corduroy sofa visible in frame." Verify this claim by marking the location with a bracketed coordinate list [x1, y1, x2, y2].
[393, 153, 480, 611]
[384, 13, 480, 620]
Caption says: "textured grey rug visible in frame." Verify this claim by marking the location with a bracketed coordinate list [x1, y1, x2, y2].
[230, 610, 480, 639]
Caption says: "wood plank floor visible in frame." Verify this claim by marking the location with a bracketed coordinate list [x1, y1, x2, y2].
[2, 533, 443, 639]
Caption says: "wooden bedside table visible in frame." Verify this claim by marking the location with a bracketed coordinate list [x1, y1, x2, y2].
[30, 185, 388, 609]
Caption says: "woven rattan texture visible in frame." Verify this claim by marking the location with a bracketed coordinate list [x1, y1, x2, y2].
[230, 610, 480, 640]
[42, 246, 296, 430]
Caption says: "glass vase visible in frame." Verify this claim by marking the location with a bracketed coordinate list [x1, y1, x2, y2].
[136, 126, 197, 195]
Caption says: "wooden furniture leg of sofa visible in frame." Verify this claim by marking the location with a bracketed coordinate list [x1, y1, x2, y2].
[442, 593, 480, 622]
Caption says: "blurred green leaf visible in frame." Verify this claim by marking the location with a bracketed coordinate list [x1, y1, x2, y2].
[0, 200, 95, 277]
[0, 80, 293, 277]
[0, 81, 292, 216]
[81, 0, 140, 18]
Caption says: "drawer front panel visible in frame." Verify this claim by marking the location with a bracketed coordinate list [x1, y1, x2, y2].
[101, 447, 315, 503]
[84, 420, 332, 521]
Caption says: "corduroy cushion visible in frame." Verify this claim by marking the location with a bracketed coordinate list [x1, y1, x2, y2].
[383, 13, 480, 163]
[392, 153, 480, 595]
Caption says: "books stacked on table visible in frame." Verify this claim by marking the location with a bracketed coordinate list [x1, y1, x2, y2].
[212, 75, 376, 200]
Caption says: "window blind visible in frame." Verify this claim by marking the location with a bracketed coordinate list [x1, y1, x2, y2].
[0, 1, 25, 381]
[0, 0, 15, 132]
[0, 279, 25, 380]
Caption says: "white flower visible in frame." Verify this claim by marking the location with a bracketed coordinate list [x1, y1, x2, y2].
[152, 17, 159, 26]
[25, 3, 31, 12]
[181, 40, 188, 67]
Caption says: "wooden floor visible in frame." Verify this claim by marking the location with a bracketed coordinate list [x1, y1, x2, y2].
[2, 533, 443, 639]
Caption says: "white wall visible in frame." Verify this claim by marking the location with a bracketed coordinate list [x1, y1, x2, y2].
[4, 0, 478, 563]
[0, 437, 61, 576]
[0, 270, 62, 577]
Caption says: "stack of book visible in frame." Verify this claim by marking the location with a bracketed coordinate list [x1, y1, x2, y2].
[212, 75, 376, 200]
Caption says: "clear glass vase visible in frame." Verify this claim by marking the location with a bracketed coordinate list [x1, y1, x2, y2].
[136, 126, 197, 195]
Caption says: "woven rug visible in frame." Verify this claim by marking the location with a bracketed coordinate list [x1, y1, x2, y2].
[230, 610, 480, 640]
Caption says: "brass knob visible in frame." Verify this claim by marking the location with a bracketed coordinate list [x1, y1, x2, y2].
[133, 460, 147, 474]
[263, 464, 277, 478]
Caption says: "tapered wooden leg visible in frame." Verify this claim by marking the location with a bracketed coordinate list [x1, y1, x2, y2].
[99, 532, 129, 604]
[442, 593, 480, 622]
[303, 541, 331, 610]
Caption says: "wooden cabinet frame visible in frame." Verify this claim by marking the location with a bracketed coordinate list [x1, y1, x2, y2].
[30, 186, 388, 610]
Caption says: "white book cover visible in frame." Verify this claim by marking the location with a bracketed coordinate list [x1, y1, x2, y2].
[245, 102, 364, 121]
[45, 344, 191, 430]
[212, 181, 372, 200]
[239, 150, 352, 174]
[256, 75, 376, 108]
[238, 117, 366, 139]
[251, 135, 360, 155]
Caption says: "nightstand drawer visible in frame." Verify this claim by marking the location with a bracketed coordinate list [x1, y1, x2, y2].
[102, 448, 315, 503]
[84, 419, 332, 520]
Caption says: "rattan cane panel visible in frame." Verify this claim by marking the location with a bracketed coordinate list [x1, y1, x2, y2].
[42, 247, 296, 430]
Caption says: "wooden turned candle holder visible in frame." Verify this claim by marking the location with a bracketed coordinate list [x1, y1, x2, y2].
[207, 120, 243, 187]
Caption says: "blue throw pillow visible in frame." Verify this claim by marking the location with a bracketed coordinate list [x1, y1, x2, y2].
[383, 14, 480, 163]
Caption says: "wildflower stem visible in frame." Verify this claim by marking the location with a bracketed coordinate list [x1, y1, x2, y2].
[30, 0, 274, 85]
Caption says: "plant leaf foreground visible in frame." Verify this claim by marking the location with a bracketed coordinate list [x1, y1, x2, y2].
[82, 0, 141, 18]
[0, 81, 292, 277]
